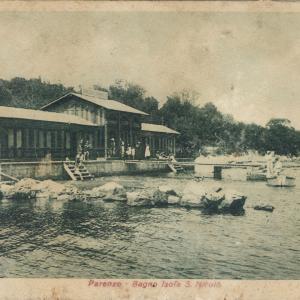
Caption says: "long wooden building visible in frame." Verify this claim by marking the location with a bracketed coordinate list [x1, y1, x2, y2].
[0, 90, 179, 161]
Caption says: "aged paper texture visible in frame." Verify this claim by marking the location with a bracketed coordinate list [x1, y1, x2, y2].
[0, 1, 299, 299]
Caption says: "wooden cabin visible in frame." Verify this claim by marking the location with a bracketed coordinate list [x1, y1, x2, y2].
[0, 90, 179, 161]
[141, 123, 179, 157]
[41, 91, 147, 158]
[41, 90, 179, 159]
[0, 106, 96, 161]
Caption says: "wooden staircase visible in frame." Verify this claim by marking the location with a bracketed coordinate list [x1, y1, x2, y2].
[167, 162, 184, 173]
[64, 161, 94, 181]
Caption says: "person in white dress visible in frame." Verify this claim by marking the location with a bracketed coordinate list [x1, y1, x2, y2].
[145, 144, 151, 159]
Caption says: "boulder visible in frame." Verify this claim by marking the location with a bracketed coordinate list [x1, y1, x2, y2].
[102, 193, 127, 202]
[35, 180, 66, 195]
[202, 189, 225, 212]
[126, 190, 154, 207]
[14, 178, 40, 190]
[34, 180, 83, 201]
[97, 182, 124, 193]
[89, 182, 126, 200]
[0, 184, 13, 198]
[5, 178, 85, 201]
[180, 193, 204, 208]
[158, 185, 178, 196]
[167, 195, 181, 205]
[8, 178, 40, 200]
[84, 188, 105, 199]
[218, 190, 246, 213]
[152, 189, 168, 206]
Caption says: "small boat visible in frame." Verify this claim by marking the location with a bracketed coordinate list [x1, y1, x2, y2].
[254, 205, 275, 212]
[267, 175, 296, 187]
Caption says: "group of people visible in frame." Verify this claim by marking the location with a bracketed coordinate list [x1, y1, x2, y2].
[108, 138, 151, 160]
[75, 138, 91, 166]
[155, 151, 176, 162]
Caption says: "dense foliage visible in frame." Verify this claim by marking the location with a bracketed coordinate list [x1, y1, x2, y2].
[0, 77, 73, 108]
[1, 77, 300, 157]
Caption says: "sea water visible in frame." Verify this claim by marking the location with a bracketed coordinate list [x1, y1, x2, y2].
[0, 170, 299, 278]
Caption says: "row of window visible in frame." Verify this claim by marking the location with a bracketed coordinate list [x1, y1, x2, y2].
[145, 136, 175, 153]
[63, 105, 105, 125]
[0, 127, 107, 151]
[1, 128, 71, 149]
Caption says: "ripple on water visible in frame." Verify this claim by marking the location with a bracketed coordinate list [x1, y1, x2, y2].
[0, 172, 300, 278]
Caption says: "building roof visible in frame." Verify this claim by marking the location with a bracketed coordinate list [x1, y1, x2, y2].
[0, 106, 96, 126]
[141, 123, 180, 135]
[41, 92, 149, 116]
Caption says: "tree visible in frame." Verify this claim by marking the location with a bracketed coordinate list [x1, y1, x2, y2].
[109, 80, 145, 109]
[242, 123, 266, 153]
[0, 80, 13, 106]
[0, 77, 73, 108]
[265, 118, 298, 155]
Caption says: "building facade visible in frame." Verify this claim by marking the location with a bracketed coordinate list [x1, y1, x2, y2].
[0, 91, 179, 161]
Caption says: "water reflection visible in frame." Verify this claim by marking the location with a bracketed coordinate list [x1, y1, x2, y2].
[0, 171, 300, 278]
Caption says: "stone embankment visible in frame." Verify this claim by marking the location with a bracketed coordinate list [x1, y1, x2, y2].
[0, 179, 247, 214]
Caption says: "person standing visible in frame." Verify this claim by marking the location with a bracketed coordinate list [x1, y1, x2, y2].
[136, 141, 141, 160]
[84, 139, 91, 161]
[110, 138, 116, 158]
[145, 143, 151, 159]
[274, 157, 282, 175]
[126, 144, 132, 160]
[120, 140, 125, 160]
[131, 145, 136, 160]
[265, 151, 275, 178]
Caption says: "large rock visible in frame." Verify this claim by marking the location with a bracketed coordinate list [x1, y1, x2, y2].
[167, 195, 181, 205]
[34, 180, 84, 201]
[88, 182, 126, 200]
[8, 178, 40, 200]
[97, 182, 124, 193]
[126, 190, 154, 207]
[102, 192, 127, 202]
[152, 190, 168, 206]
[4, 178, 84, 201]
[35, 180, 66, 195]
[218, 190, 246, 213]
[201, 187, 225, 212]
[158, 185, 178, 196]
[0, 183, 13, 198]
[180, 182, 208, 208]
[180, 193, 204, 208]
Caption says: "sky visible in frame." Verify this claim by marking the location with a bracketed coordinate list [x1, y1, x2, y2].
[0, 11, 300, 128]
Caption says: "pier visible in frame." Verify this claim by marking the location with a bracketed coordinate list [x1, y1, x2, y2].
[0, 159, 170, 181]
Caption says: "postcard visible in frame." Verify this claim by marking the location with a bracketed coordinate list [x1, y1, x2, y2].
[0, 1, 299, 299]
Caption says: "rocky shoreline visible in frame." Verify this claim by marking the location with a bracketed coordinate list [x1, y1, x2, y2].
[0, 178, 247, 215]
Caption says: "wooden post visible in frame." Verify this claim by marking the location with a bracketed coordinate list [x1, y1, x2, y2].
[130, 118, 133, 146]
[214, 166, 222, 179]
[118, 112, 121, 153]
[173, 136, 176, 156]
[104, 110, 108, 159]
